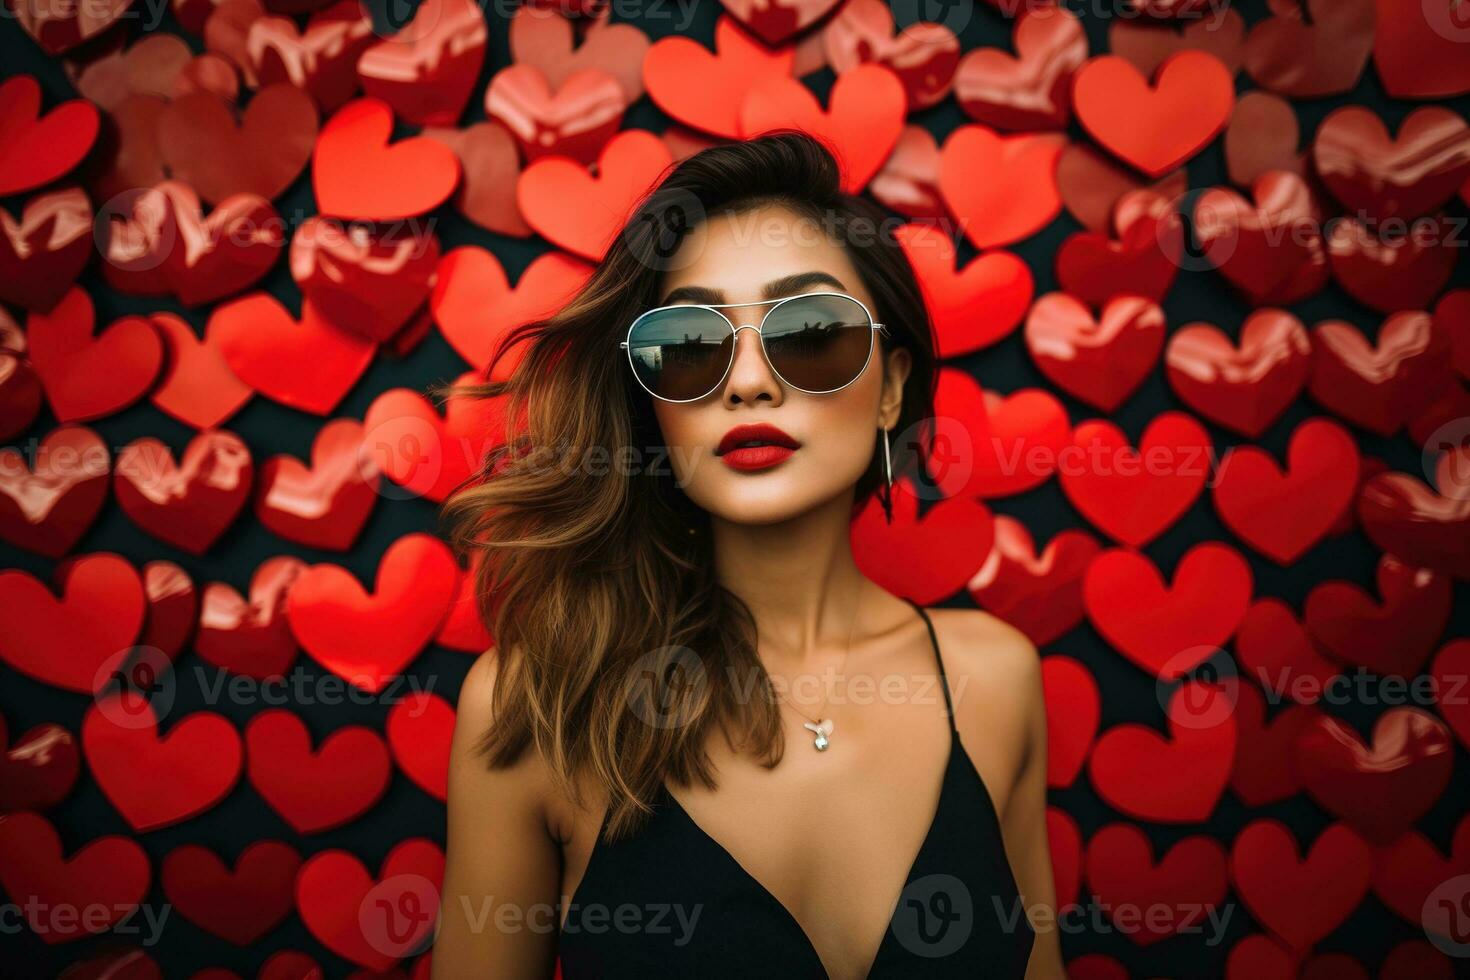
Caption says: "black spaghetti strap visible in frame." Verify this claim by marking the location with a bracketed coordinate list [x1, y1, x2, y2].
[902, 596, 956, 728]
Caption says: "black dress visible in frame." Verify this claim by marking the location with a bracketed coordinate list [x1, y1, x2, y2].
[557, 597, 1036, 978]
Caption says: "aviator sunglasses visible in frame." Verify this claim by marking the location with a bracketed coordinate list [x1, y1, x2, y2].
[619, 291, 890, 403]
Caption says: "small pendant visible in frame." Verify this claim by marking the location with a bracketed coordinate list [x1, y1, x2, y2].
[803, 719, 834, 752]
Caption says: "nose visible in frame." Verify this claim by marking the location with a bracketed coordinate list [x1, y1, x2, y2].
[720, 322, 782, 405]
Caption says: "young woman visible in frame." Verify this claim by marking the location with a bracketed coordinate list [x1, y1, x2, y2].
[432, 132, 1063, 979]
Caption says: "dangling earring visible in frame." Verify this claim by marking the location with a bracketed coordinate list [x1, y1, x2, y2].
[879, 425, 893, 525]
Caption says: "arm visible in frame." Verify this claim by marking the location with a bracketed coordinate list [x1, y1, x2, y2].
[432, 650, 563, 978]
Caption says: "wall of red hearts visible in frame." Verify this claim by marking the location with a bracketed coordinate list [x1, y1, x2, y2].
[2, 0, 1469, 976]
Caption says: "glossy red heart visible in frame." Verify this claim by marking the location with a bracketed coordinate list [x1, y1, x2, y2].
[0, 716, 80, 812]
[1211, 417, 1359, 564]
[1165, 311, 1310, 438]
[423, 121, 533, 238]
[155, 84, 319, 205]
[196, 556, 306, 680]
[1234, 598, 1339, 707]
[0, 187, 92, 314]
[968, 388, 1071, 499]
[1054, 203, 1179, 308]
[1371, 814, 1470, 924]
[286, 531, 458, 692]
[939, 125, 1065, 249]
[484, 64, 626, 166]
[1303, 554, 1453, 678]
[1230, 684, 1320, 807]
[1438, 289, 1470, 380]
[431, 247, 593, 373]
[114, 429, 254, 556]
[1089, 679, 1236, 822]
[313, 97, 460, 221]
[0, 811, 149, 943]
[82, 690, 243, 832]
[1055, 143, 1187, 233]
[971, 519, 1100, 649]
[1039, 655, 1099, 789]
[955, 5, 1086, 131]
[387, 691, 454, 801]
[296, 839, 443, 969]
[1356, 447, 1470, 580]
[719, 0, 840, 46]
[1072, 50, 1234, 178]
[0, 552, 145, 693]
[0, 76, 101, 196]
[27, 286, 164, 423]
[1084, 823, 1229, 947]
[868, 125, 945, 220]
[1225, 91, 1305, 188]
[1292, 708, 1454, 845]
[517, 128, 673, 260]
[1326, 216, 1457, 315]
[0, 423, 110, 558]
[435, 555, 494, 653]
[161, 840, 301, 945]
[245, 709, 391, 834]
[0, 350, 43, 442]
[822, 0, 959, 111]
[1230, 820, 1372, 951]
[1243, 0, 1373, 97]
[1430, 640, 1470, 751]
[740, 63, 905, 194]
[897, 223, 1032, 358]
[255, 418, 378, 551]
[1084, 541, 1253, 679]
[356, 0, 487, 127]
[208, 293, 377, 416]
[851, 477, 995, 606]
[643, 16, 795, 139]
[1308, 313, 1454, 437]
[207, 1, 375, 113]
[291, 216, 440, 344]
[1059, 412, 1210, 546]
[508, 2, 648, 104]
[1025, 294, 1165, 413]
[1314, 106, 1470, 222]
[1373, 0, 1470, 98]
[148, 312, 253, 430]
[1193, 171, 1328, 306]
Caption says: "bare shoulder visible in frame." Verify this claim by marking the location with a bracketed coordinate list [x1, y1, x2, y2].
[448, 646, 555, 827]
[926, 606, 1043, 708]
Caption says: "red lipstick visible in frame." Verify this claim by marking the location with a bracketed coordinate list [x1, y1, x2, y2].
[716, 422, 800, 472]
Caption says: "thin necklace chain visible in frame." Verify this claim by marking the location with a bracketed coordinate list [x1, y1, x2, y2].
[768, 577, 862, 749]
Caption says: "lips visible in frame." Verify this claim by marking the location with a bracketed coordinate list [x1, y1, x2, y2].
[716, 422, 800, 456]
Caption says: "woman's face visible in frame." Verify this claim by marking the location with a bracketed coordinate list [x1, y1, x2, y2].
[648, 203, 912, 527]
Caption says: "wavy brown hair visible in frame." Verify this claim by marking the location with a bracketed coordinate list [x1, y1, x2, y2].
[434, 130, 938, 840]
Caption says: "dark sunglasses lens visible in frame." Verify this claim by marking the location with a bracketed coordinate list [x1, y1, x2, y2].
[626, 306, 733, 401]
[761, 294, 874, 392]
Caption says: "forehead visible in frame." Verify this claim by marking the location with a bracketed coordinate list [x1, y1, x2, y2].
[657, 203, 872, 308]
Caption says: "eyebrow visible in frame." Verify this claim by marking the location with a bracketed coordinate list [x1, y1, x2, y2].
[658, 271, 847, 307]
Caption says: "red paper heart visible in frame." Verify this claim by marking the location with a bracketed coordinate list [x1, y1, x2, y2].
[509, 2, 649, 104]
[851, 477, 995, 606]
[1292, 708, 1454, 845]
[1083, 541, 1253, 679]
[291, 216, 440, 344]
[362, 376, 508, 504]
[897, 223, 1032, 358]
[1371, 814, 1470, 924]
[643, 16, 795, 140]
[1225, 91, 1305, 188]
[1303, 554, 1452, 678]
[0, 187, 93, 314]
[1194, 171, 1328, 306]
[1025, 294, 1165, 413]
[822, 0, 960, 110]
[1165, 311, 1311, 438]
[0, 552, 145, 693]
[313, 97, 461, 220]
[155, 84, 319, 205]
[255, 418, 379, 551]
[739, 63, 905, 195]
[423, 121, 533, 238]
[1430, 640, 1470, 751]
[0, 716, 80, 812]
[719, 0, 840, 46]
[245, 709, 391, 834]
[971, 519, 1099, 649]
[1230, 820, 1372, 951]
[1326, 216, 1457, 315]
[955, 5, 1086, 131]
[0, 811, 149, 943]
[148, 312, 253, 430]
[27, 287, 164, 423]
[517, 128, 673, 260]
[484, 64, 627, 166]
[296, 839, 443, 969]
[208, 293, 377, 416]
[1356, 447, 1470, 580]
[435, 554, 494, 653]
[114, 429, 254, 556]
[1243, 0, 1374, 97]
[196, 556, 306, 680]
[386, 691, 454, 801]
[1039, 655, 1099, 788]
[356, 0, 487, 127]
[939, 125, 1065, 249]
[286, 531, 458, 692]
[1230, 684, 1320, 807]
[1307, 313, 1454, 437]
[1054, 203, 1179, 308]
[868, 125, 944, 220]
[82, 690, 243, 832]
[1072, 50, 1234, 178]
[1055, 143, 1187, 232]
[1211, 417, 1359, 564]
[161, 840, 301, 945]
[0, 350, 43, 442]
[0, 423, 110, 558]
[1108, 10, 1246, 80]
[207, 1, 376, 113]
[1314, 106, 1470, 222]
[0, 76, 101, 196]
[1373, 0, 1470, 98]
[1235, 598, 1339, 707]
[1084, 823, 1229, 947]
[969, 388, 1071, 498]
[1089, 679, 1236, 822]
